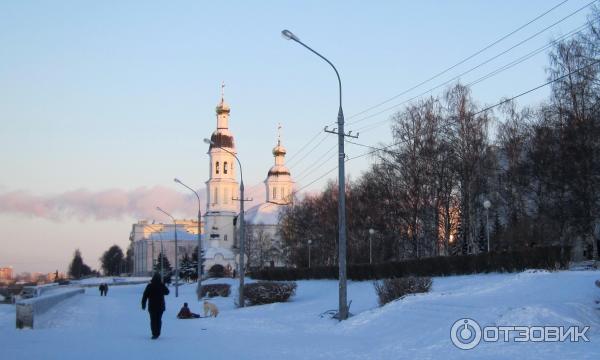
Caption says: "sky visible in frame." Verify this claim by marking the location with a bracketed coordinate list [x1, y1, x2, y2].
[0, 0, 594, 273]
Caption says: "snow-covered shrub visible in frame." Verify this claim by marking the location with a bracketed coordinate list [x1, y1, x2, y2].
[243, 281, 297, 306]
[373, 276, 432, 306]
[201, 283, 231, 298]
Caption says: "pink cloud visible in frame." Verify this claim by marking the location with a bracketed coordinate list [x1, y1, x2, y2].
[0, 186, 206, 222]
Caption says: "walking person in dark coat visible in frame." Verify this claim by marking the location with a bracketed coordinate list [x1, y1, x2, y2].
[99, 283, 108, 296]
[141, 273, 170, 339]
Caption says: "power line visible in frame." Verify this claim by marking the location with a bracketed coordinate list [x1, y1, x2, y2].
[345, 0, 573, 122]
[347, 59, 600, 154]
[295, 145, 337, 181]
[287, 132, 330, 169]
[473, 58, 600, 116]
[352, 22, 594, 135]
[349, 1, 597, 132]
[466, 23, 589, 88]
[294, 140, 404, 194]
[285, 1, 580, 179]
[286, 128, 324, 164]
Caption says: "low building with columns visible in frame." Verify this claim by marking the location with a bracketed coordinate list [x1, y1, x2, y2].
[131, 220, 202, 276]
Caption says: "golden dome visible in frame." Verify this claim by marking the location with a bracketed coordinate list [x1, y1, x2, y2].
[216, 99, 230, 114]
[272, 141, 286, 156]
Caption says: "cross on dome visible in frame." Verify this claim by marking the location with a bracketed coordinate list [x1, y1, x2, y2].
[277, 123, 282, 145]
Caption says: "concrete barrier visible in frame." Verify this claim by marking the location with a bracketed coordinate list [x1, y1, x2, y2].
[16, 288, 84, 329]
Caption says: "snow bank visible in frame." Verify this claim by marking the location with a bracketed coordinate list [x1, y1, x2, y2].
[16, 288, 85, 329]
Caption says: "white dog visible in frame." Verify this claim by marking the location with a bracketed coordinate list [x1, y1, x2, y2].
[203, 300, 219, 317]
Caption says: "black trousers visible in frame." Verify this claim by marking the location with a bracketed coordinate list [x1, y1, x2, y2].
[149, 310, 164, 337]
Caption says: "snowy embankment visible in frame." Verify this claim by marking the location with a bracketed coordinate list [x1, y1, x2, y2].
[72, 276, 151, 286]
[0, 271, 599, 359]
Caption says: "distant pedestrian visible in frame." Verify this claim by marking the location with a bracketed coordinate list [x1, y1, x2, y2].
[141, 273, 170, 339]
[98, 283, 108, 296]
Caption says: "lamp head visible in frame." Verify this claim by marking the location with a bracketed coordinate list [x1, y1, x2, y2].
[369, 228, 375, 235]
[203, 138, 214, 145]
[174, 178, 181, 183]
[483, 200, 491, 209]
[281, 29, 299, 42]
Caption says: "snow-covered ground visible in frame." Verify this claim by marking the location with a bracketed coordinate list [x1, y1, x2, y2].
[1, 271, 599, 359]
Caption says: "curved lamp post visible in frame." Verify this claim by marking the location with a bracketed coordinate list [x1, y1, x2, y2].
[147, 223, 165, 283]
[174, 178, 203, 299]
[203, 137, 246, 308]
[156, 206, 179, 297]
[483, 200, 491, 252]
[369, 228, 375, 264]
[281, 29, 349, 320]
[308, 239, 312, 268]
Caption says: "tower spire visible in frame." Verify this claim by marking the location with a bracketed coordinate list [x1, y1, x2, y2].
[277, 123, 282, 146]
[221, 81, 225, 102]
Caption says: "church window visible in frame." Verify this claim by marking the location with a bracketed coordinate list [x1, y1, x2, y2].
[224, 162, 228, 174]
[224, 187, 230, 204]
[224, 235, 228, 241]
[216, 162, 220, 174]
[214, 187, 219, 204]
[273, 187, 277, 200]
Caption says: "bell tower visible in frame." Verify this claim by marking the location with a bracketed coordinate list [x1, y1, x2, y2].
[204, 83, 239, 249]
[265, 124, 294, 204]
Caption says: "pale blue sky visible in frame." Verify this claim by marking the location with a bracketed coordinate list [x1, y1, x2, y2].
[0, 0, 592, 273]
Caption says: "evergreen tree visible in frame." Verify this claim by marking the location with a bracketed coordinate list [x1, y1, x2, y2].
[179, 253, 195, 282]
[100, 245, 125, 276]
[153, 251, 173, 283]
[68, 249, 92, 279]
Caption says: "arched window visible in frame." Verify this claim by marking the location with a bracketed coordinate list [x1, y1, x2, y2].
[214, 187, 219, 204]
[224, 187, 230, 204]
[215, 162, 220, 174]
[273, 187, 277, 200]
[224, 161, 228, 174]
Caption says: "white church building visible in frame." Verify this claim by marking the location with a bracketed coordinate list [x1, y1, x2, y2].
[132, 87, 294, 276]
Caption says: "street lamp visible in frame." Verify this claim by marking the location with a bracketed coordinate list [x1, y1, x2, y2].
[146, 223, 165, 283]
[203, 137, 247, 308]
[369, 228, 375, 264]
[174, 178, 204, 299]
[282, 29, 350, 320]
[483, 200, 491, 252]
[308, 240, 312, 268]
[156, 206, 179, 297]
